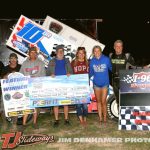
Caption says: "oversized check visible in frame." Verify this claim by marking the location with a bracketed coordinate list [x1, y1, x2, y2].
[29, 74, 91, 107]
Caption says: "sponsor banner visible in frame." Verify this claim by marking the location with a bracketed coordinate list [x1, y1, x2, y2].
[119, 106, 150, 130]
[6, 15, 76, 66]
[120, 68, 150, 93]
[119, 69, 150, 130]
[0, 72, 34, 117]
[42, 16, 105, 59]
[29, 74, 91, 107]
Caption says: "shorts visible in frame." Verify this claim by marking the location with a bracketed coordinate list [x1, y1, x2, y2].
[93, 84, 109, 89]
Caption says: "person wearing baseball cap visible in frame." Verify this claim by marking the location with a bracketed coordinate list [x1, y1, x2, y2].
[1, 53, 21, 131]
[55, 44, 64, 52]
[46, 44, 73, 127]
[9, 53, 18, 59]
[20, 46, 46, 129]
[2, 53, 21, 78]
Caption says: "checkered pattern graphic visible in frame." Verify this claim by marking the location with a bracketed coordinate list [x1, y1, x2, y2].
[52, 44, 75, 61]
[53, 44, 72, 52]
[121, 75, 134, 83]
[119, 106, 150, 130]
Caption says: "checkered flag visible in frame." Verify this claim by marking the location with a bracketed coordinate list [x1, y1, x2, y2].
[121, 75, 134, 83]
[119, 106, 150, 130]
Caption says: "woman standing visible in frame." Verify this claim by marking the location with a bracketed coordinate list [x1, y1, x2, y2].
[89, 46, 112, 126]
[71, 47, 89, 127]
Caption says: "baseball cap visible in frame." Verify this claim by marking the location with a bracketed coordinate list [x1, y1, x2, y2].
[28, 47, 38, 53]
[9, 53, 18, 59]
[55, 44, 64, 51]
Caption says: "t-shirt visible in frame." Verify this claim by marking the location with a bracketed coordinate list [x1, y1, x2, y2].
[1, 64, 21, 78]
[19, 58, 46, 77]
[71, 60, 88, 74]
[55, 59, 67, 75]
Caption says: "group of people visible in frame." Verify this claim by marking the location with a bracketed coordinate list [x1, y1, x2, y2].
[0, 39, 149, 131]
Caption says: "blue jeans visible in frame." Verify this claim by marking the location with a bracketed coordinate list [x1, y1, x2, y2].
[76, 104, 88, 117]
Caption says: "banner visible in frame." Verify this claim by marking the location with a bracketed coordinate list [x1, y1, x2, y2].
[120, 69, 150, 93]
[6, 15, 76, 66]
[119, 68, 150, 130]
[0, 72, 34, 117]
[29, 74, 91, 107]
[42, 16, 105, 59]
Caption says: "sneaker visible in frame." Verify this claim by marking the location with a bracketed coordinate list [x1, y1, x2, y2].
[33, 123, 39, 129]
[64, 119, 70, 126]
[53, 120, 59, 128]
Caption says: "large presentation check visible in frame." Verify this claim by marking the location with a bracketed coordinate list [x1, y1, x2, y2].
[29, 74, 91, 107]
[1, 73, 91, 116]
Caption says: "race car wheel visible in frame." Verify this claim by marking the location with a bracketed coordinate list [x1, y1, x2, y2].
[107, 94, 119, 122]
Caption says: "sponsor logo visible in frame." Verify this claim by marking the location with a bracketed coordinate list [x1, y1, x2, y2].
[16, 22, 51, 44]
[12, 40, 28, 52]
[60, 100, 71, 104]
[1, 132, 54, 149]
[133, 72, 150, 83]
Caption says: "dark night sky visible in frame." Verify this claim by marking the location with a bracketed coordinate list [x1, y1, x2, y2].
[98, 17, 150, 65]
[0, 1, 149, 65]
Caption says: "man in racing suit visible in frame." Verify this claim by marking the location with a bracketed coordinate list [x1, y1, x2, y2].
[109, 40, 135, 109]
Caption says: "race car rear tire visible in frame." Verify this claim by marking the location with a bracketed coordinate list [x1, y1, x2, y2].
[107, 94, 119, 122]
